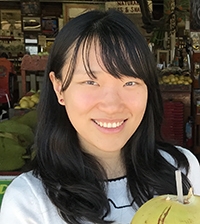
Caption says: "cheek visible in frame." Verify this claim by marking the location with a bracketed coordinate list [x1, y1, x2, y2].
[128, 89, 148, 112]
[138, 95, 148, 113]
[138, 95, 148, 117]
[127, 92, 148, 130]
[63, 90, 97, 115]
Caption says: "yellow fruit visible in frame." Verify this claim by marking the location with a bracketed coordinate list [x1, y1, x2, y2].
[14, 106, 21, 109]
[131, 190, 200, 224]
[164, 78, 170, 83]
[28, 100, 35, 108]
[20, 96, 31, 102]
[31, 94, 39, 104]
[31, 96, 39, 104]
[188, 78, 193, 83]
[175, 77, 179, 82]
[184, 81, 190, 85]
[177, 80, 183, 84]
[170, 77, 176, 82]
[162, 76, 168, 81]
[20, 100, 29, 109]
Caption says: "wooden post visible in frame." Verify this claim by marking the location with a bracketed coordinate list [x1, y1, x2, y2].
[170, 0, 176, 64]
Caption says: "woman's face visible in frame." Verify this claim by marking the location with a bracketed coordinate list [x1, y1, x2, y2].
[50, 43, 148, 158]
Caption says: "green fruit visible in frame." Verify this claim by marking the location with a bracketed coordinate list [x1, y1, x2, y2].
[15, 110, 37, 130]
[131, 190, 200, 224]
[0, 135, 26, 171]
[0, 115, 36, 171]
[0, 120, 34, 147]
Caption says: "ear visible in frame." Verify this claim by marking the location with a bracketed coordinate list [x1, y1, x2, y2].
[49, 71, 65, 106]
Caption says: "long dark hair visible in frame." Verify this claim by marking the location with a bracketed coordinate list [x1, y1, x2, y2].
[33, 9, 191, 224]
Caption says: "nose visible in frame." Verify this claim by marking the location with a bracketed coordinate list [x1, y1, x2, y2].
[97, 87, 124, 114]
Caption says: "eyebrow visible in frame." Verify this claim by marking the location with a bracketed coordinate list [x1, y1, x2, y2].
[74, 70, 101, 77]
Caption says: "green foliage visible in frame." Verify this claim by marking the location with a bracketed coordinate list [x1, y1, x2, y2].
[0, 120, 34, 146]
[13, 110, 37, 130]
[0, 135, 27, 171]
[0, 112, 36, 171]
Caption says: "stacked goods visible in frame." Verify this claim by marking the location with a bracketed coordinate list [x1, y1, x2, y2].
[0, 110, 37, 171]
[159, 73, 192, 85]
[150, 29, 165, 47]
[158, 67, 192, 87]
[161, 101, 184, 146]
[14, 90, 40, 110]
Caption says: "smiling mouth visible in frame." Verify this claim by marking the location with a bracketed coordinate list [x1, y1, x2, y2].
[93, 120, 125, 128]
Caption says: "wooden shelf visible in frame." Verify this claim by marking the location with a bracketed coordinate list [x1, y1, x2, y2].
[195, 114, 200, 125]
[160, 84, 191, 92]
[19, 55, 47, 96]
[192, 53, 200, 153]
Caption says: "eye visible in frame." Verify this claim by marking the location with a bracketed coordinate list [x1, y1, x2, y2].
[85, 80, 98, 86]
[123, 81, 136, 87]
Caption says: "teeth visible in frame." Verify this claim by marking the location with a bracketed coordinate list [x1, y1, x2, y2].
[96, 121, 124, 128]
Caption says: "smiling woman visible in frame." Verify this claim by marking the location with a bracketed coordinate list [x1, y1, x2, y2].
[0, 9, 200, 224]
[49, 41, 147, 158]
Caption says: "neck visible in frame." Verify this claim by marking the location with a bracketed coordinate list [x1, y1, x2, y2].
[98, 152, 126, 179]
[79, 139, 126, 179]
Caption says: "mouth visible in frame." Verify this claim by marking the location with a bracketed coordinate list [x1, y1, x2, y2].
[93, 120, 126, 128]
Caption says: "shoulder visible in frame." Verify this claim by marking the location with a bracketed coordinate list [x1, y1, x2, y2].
[0, 171, 45, 209]
[177, 146, 200, 196]
[159, 146, 198, 167]
[175, 146, 199, 163]
[11, 170, 41, 184]
[160, 146, 200, 196]
[5, 171, 44, 198]
[0, 171, 58, 223]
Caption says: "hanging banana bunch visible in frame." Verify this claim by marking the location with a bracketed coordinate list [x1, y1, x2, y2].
[150, 29, 166, 47]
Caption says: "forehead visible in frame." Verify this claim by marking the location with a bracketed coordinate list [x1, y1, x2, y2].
[63, 40, 104, 72]
[60, 35, 148, 86]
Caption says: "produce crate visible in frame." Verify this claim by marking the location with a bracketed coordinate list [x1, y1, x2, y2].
[161, 101, 184, 146]
[9, 108, 30, 119]
[160, 84, 191, 92]
[17, 74, 43, 98]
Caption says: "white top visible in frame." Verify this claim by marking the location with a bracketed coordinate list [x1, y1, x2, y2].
[0, 146, 200, 224]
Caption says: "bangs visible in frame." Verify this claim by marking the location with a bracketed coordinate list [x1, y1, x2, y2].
[61, 13, 155, 90]
[82, 34, 151, 82]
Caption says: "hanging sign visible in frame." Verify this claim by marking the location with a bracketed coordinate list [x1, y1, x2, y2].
[38, 35, 46, 46]
[105, 1, 152, 14]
